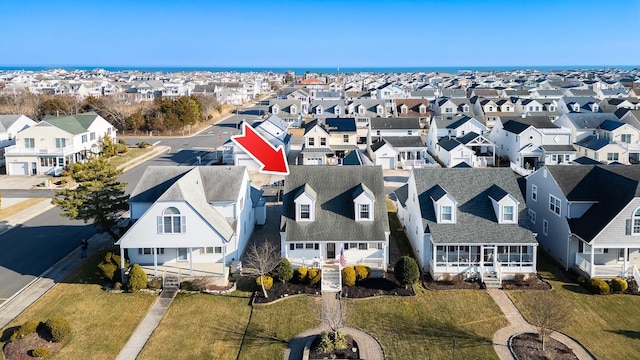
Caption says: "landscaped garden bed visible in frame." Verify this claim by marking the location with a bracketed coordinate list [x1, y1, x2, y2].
[502, 274, 552, 290]
[422, 274, 482, 290]
[309, 333, 359, 359]
[510, 333, 577, 360]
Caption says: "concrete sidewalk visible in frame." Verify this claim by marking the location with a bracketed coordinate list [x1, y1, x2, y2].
[488, 289, 593, 360]
[116, 289, 177, 360]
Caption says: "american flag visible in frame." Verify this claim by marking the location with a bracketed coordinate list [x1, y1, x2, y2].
[339, 247, 347, 268]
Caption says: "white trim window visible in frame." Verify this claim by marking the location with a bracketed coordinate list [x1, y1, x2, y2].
[157, 207, 186, 234]
[360, 204, 370, 219]
[528, 209, 536, 224]
[441, 206, 453, 221]
[531, 185, 537, 201]
[549, 194, 561, 216]
[633, 208, 640, 235]
[543, 219, 549, 235]
[503, 206, 514, 222]
[300, 204, 311, 219]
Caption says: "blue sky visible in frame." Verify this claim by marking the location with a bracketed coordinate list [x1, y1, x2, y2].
[1, 0, 639, 67]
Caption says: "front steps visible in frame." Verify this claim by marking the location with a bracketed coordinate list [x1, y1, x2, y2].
[483, 272, 502, 289]
[321, 264, 341, 292]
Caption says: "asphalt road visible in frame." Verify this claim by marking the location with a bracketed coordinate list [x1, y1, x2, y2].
[0, 102, 268, 305]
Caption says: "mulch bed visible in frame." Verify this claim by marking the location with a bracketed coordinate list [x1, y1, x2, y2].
[422, 274, 482, 290]
[309, 334, 359, 359]
[252, 272, 414, 304]
[510, 333, 577, 360]
[502, 275, 552, 291]
[3, 332, 63, 360]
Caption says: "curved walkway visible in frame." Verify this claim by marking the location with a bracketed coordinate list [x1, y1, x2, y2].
[284, 325, 384, 360]
[488, 289, 593, 360]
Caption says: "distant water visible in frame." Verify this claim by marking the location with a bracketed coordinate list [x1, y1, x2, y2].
[0, 65, 638, 74]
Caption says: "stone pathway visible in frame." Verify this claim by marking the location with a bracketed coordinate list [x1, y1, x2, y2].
[488, 289, 594, 360]
[284, 292, 384, 360]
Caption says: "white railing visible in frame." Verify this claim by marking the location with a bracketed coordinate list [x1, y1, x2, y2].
[4, 144, 78, 156]
[401, 159, 424, 169]
[495, 260, 503, 282]
[575, 253, 592, 275]
[632, 265, 640, 293]
[355, 257, 385, 269]
[510, 161, 533, 176]
[575, 253, 625, 277]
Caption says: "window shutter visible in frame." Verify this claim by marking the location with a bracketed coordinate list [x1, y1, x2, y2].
[626, 219, 632, 236]
[157, 216, 162, 234]
[181, 216, 186, 233]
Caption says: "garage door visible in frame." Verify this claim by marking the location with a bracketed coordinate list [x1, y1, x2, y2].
[305, 157, 323, 165]
[9, 162, 28, 175]
[377, 157, 394, 169]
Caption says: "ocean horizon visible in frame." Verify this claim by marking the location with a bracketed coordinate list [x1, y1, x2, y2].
[0, 65, 638, 74]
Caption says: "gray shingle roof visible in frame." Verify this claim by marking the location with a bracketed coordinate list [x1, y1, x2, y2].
[370, 117, 421, 130]
[545, 165, 640, 241]
[281, 166, 389, 242]
[562, 113, 619, 129]
[575, 135, 610, 150]
[382, 136, 425, 148]
[413, 168, 536, 244]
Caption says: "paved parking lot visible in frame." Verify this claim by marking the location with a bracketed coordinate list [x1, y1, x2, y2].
[0, 175, 55, 190]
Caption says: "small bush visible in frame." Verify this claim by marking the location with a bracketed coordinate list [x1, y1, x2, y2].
[136, 141, 150, 149]
[354, 265, 371, 282]
[31, 347, 51, 358]
[147, 277, 162, 290]
[118, 138, 127, 145]
[10, 320, 40, 340]
[276, 258, 293, 283]
[586, 278, 610, 295]
[341, 266, 356, 287]
[610, 277, 628, 292]
[44, 318, 71, 342]
[315, 332, 335, 353]
[308, 268, 322, 286]
[127, 264, 148, 292]
[115, 143, 128, 154]
[394, 256, 420, 286]
[526, 273, 538, 287]
[296, 267, 308, 282]
[333, 330, 348, 351]
[98, 252, 127, 283]
[256, 275, 273, 290]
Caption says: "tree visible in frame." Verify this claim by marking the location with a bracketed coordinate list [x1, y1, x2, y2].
[394, 256, 420, 287]
[100, 134, 117, 158]
[315, 295, 348, 354]
[52, 157, 128, 240]
[276, 258, 293, 283]
[527, 291, 572, 351]
[242, 241, 280, 298]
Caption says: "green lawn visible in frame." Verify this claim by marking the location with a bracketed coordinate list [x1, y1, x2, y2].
[346, 286, 506, 359]
[238, 296, 321, 359]
[0, 250, 156, 360]
[138, 293, 252, 360]
[108, 146, 154, 168]
[508, 254, 640, 359]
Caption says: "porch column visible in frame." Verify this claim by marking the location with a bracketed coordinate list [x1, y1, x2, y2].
[189, 247, 193, 276]
[624, 247, 629, 275]
[120, 246, 125, 282]
[532, 245, 537, 272]
[154, 248, 158, 276]
[590, 246, 595, 277]
[222, 244, 227, 276]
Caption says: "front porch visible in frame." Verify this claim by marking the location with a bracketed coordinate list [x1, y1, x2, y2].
[139, 262, 229, 287]
[430, 244, 537, 281]
[284, 241, 387, 273]
[574, 247, 640, 278]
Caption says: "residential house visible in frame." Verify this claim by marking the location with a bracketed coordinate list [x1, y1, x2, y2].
[116, 166, 263, 281]
[280, 166, 390, 274]
[599, 98, 639, 113]
[616, 109, 640, 130]
[557, 97, 602, 115]
[432, 98, 473, 116]
[398, 168, 538, 281]
[554, 112, 622, 142]
[526, 165, 640, 279]
[369, 137, 428, 169]
[369, 117, 422, 143]
[427, 115, 488, 153]
[394, 99, 430, 125]
[300, 118, 358, 165]
[489, 116, 574, 170]
[222, 115, 292, 170]
[4, 112, 116, 176]
[269, 99, 305, 127]
[0, 115, 37, 166]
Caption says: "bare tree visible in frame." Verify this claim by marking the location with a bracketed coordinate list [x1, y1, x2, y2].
[242, 241, 280, 298]
[322, 296, 347, 334]
[528, 291, 572, 351]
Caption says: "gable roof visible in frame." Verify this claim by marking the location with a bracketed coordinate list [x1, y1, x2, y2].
[41, 112, 103, 135]
[574, 135, 612, 150]
[382, 136, 425, 148]
[412, 168, 536, 244]
[281, 166, 389, 241]
[561, 112, 620, 129]
[502, 120, 531, 134]
[370, 117, 421, 130]
[502, 116, 558, 130]
[438, 137, 464, 151]
[597, 119, 625, 131]
[325, 118, 356, 132]
[544, 165, 640, 241]
[303, 119, 329, 135]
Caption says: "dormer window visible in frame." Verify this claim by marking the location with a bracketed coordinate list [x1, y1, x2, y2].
[295, 184, 316, 221]
[358, 105, 365, 115]
[573, 103, 580, 112]
[488, 106, 494, 112]
[591, 104, 599, 112]
[503, 206, 514, 222]
[401, 104, 408, 114]
[419, 104, 427, 114]
[272, 104, 279, 114]
[488, 185, 519, 224]
[290, 104, 297, 115]
[353, 183, 375, 222]
[335, 106, 341, 116]
[316, 106, 323, 115]
[549, 105, 555, 111]
[441, 206, 452, 221]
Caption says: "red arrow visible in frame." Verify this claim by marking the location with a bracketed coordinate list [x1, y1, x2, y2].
[231, 122, 290, 175]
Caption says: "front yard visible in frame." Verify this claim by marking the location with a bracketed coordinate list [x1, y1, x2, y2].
[346, 286, 507, 359]
[508, 254, 640, 359]
[0, 251, 156, 359]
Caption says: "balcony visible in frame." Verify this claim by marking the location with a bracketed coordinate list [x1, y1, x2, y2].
[4, 144, 79, 156]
